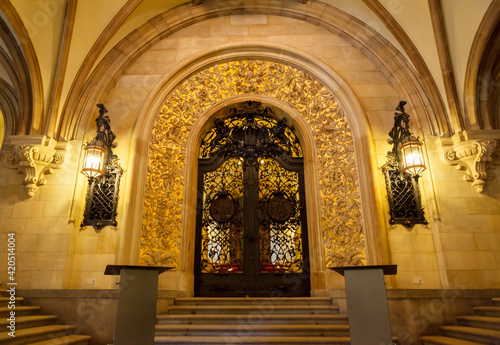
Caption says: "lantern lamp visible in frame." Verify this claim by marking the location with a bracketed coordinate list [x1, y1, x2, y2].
[381, 101, 428, 228]
[80, 104, 123, 229]
[400, 135, 426, 177]
[81, 139, 107, 179]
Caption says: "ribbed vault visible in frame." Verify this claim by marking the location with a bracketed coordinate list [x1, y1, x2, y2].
[63, 0, 445, 141]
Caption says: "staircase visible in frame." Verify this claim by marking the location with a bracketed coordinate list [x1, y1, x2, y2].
[0, 288, 91, 345]
[421, 297, 500, 345]
[155, 297, 397, 344]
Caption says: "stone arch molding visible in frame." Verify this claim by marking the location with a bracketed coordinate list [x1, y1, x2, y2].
[140, 59, 367, 275]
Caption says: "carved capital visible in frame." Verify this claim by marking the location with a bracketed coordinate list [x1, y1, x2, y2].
[436, 130, 500, 193]
[3, 135, 72, 197]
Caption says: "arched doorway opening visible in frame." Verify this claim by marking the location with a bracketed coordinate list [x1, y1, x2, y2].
[138, 58, 372, 296]
[194, 101, 310, 297]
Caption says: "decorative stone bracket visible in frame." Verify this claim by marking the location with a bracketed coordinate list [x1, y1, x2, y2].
[436, 130, 500, 193]
[3, 135, 72, 197]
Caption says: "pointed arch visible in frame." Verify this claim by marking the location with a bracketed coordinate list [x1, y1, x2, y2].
[464, 0, 500, 129]
[112, 45, 390, 295]
[0, 1, 44, 135]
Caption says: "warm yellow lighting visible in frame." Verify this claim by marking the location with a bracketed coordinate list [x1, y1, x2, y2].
[81, 140, 107, 178]
[400, 138, 426, 176]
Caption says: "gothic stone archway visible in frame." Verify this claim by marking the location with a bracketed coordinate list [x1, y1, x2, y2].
[141, 60, 366, 293]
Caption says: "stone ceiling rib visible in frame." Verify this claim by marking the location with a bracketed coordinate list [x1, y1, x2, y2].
[362, 0, 450, 135]
[45, 0, 78, 139]
[428, 0, 464, 133]
[58, 0, 142, 140]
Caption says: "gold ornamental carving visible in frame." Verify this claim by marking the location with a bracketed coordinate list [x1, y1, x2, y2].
[142, 60, 365, 268]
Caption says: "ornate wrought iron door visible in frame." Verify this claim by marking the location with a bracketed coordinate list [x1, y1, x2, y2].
[194, 102, 310, 297]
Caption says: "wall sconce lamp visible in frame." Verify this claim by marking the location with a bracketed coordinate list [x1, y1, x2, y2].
[381, 101, 428, 228]
[81, 138, 107, 178]
[80, 104, 123, 228]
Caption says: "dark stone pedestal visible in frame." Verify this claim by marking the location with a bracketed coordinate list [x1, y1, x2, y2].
[104, 265, 172, 345]
[331, 265, 397, 345]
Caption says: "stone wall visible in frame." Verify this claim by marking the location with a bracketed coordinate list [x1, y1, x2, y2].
[0, 9, 499, 293]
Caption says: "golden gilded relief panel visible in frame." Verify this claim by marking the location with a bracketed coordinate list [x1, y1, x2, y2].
[141, 60, 365, 268]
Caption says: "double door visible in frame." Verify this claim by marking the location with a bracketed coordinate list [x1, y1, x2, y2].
[194, 155, 310, 297]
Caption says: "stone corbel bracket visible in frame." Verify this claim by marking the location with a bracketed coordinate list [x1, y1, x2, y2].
[3, 135, 72, 197]
[436, 130, 500, 193]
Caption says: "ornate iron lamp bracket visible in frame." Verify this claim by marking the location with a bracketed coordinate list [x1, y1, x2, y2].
[381, 101, 427, 228]
[81, 104, 123, 229]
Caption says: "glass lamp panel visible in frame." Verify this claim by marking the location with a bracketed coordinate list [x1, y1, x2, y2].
[401, 141, 426, 176]
[81, 145, 106, 178]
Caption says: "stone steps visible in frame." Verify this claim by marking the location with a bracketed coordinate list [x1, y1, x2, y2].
[0, 305, 40, 317]
[173, 297, 334, 306]
[457, 315, 500, 331]
[155, 297, 398, 344]
[474, 306, 500, 317]
[0, 297, 24, 306]
[166, 304, 339, 315]
[440, 325, 500, 343]
[0, 315, 58, 330]
[420, 335, 484, 345]
[420, 297, 500, 344]
[0, 289, 91, 345]
[0, 324, 74, 345]
[155, 335, 352, 344]
[29, 335, 92, 345]
[157, 313, 349, 325]
[155, 324, 350, 337]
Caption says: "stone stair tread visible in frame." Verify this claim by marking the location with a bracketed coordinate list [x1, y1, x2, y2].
[0, 305, 39, 312]
[28, 335, 92, 345]
[156, 324, 349, 330]
[0, 297, 23, 302]
[0, 315, 57, 326]
[474, 306, 500, 313]
[473, 306, 500, 318]
[155, 335, 352, 344]
[0, 305, 40, 317]
[420, 335, 484, 345]
[457, 315, 500, 324]
[169, 305, 338, 309]
[167, 305, 339, 314]
[0, 324, 74, 341]
[174, 297, 334, 305]
[440, 325, 500, 339]
[158, 313, 347, 318]
[157, 313, 348, 324]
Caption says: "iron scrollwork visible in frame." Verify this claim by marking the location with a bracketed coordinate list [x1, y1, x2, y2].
[199, 101, 302, 162]
[258, 158, 303, 273]
[200, 158, 244, 273]
[197, 101, 306, 276]
[81, 104, 123, 229]
[381, 101, 427, 228]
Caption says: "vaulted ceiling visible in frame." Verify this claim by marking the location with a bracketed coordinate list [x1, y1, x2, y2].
[0, 0, 498, 140]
